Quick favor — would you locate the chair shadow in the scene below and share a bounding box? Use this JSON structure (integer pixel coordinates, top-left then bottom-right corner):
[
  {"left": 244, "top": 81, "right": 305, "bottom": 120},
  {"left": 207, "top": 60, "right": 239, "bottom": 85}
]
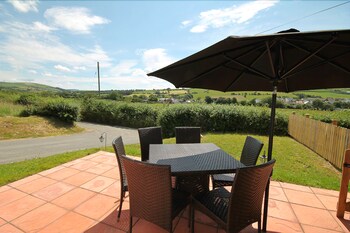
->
[
  {"left": 337, "top": 217, "right": 350, "bottom": 231},
  {"left": 84, "top": 205, "right": 135, "bottom": 233}
]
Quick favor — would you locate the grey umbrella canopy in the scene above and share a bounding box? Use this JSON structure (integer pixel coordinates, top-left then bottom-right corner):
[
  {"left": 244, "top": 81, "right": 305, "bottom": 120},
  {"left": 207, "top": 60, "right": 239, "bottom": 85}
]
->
[{"left": 148, "top": 29, "right": 350, "bottom": 231}]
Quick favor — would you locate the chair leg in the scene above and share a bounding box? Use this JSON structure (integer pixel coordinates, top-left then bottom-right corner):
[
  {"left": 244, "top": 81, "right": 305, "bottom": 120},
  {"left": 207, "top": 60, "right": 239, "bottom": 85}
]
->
[
  {"left": 118, "top": 190, "right": 124, "bottom": 218},
  {"left": 258, "top": 218, "right": 262, "bottom": 233},
  {"left": 129, "top": 215, "right": 133, "bottom": 233},
  {"left": 190, "top": 204, "right": 195, "bottom": 233}
]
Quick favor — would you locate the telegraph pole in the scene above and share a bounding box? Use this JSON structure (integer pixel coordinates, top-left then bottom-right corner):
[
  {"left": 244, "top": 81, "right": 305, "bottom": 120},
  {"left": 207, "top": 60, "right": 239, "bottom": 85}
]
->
[{"left": 97, "top": 61, "right": 100, "bottom": 96}]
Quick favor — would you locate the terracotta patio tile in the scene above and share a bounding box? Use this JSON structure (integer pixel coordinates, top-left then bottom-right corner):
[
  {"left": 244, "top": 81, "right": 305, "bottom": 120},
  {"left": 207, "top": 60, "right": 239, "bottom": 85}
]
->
[
  {"left": 32, "top": 182, "right": 74, "bottom": 201},
  {"left": 0, "top": 195, "right": 45, "bottom": 221},
  {"left": 264, "top": 217, "right": 303, "bottom": 233},
  {"left": 12, "top": 203, "right": 67, "bottom": 232},
  {"left": 0, "top": 217, "right": 6, "bottom": 226},
  {"left": 100, "top": 181, "right": 119, "bottom": 197},
  {"left": 302, "top": 224, "right": 342, "bottom": 233},
  {"left": 193, "top": 209, "right": 217, "bottom": 226},
  {"left": 0, "top": 185, "right": 11, "bottom": 193},
  {"left": 15, "top": 176, "right": 56, "bottom": 194},
  {"left": 316, "top": 194, "right": 338, "bottom": 211},
  {"left": 46, "top": 167, "right": 80, "bottom": 180},
  {"left": 38, "top": 166, "right": 65, "bottom": 176},
  {"left": 0, "top": 189, "right": 27, "bottom": 207},
  {"left": 74, "top": 193, "right": 117, "bottom": 220},
  {"left": 330, "top": 211, "right": 350, "bottom": 232},
  {"left": 268, "top": 199, "right": 298, "bottom": 222},
  {"left": 82, "top": 153, "right": 101, "bottom": 160},
  {"left": 62, "top": 158, "right": 84, "bottom": 167},
  {"left": 291, "top": 203, "right": 343, "bottom": 231},
  {"left": 102, "top": 168, "right": 119, "bottom": 179},
  {"left": 311, "top": 187, "right": 340, "bottom": 197},
  {"left": 52, "top": 187, "right": 95, "bottom": 210},
  {"left": 131, "top": 218, "right": 171, "bottom": 233},
  {"left": 8, "top": 174, "right": 41, "bottom": 188},
  {"left": 101, "top": 201, "right": 135, "bottom": 232},
  {"left": 0, "top": 224, "right": 24, "bottom": 233},
  {"left": 81, "top": 176, "right": 115, "bottom": 192},
  {"left": 89, "top": 154, "right": 115, "bottom": 163},
  {"left": 70, "top": 160, "right": 99, "bottom": 171},
  {"left": 63, "top": 171, "right": 97, "bottom": 186},
  {"left": 85, "top": 163, "right": 116, "bottom": 175},
  {"left": 173, "top": 217, "right": 192, "bottom": 233},
  {"left": 191, "top": 221, "right": 218, "bottom": 233},
  {"left": 270, "top": 180, "right": 281, "bottom": 187},
  {"left": 269, "top": 186, "right": 288, "bottom": 202},
  {"left": 84, "top": 222, "right": 125, "bottom": 233},
  {"left": 280, "top": 182, "right": 313, "bottom": 193},
  {"left": 284, "top": 188, "right": 324, "bottom": 208},
  {"left": 37, "top": 212, "right": 96, "bottom": 233}
]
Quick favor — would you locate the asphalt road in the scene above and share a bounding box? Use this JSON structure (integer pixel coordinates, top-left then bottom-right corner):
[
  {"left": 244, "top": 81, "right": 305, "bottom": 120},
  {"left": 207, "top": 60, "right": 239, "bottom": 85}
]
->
[{"left": 0, "top": 122, "right": 139, "bottom": 164}]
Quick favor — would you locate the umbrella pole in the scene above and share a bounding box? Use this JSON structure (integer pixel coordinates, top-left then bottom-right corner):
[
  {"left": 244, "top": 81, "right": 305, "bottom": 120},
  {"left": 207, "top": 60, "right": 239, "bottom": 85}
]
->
[{"left": 263, "top": 86, "right": 277, "bottom": 232}]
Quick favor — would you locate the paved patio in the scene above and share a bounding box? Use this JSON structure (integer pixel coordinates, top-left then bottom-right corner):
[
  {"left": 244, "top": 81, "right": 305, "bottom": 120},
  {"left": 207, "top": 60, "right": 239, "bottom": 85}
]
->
[{"left": 0, "top": 151, "right": 349, "bottom": 233}]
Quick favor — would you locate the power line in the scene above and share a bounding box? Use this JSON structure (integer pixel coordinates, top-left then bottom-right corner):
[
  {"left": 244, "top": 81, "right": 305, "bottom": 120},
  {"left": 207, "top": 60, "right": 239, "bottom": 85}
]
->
[{"left": 256, "top": 1, "right": 350, "bottom": 35}]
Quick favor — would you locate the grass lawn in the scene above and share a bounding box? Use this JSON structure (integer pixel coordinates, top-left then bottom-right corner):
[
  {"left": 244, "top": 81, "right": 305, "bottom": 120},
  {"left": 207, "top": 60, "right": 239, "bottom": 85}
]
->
[{"left": 0, "top": 133, "right": 342, "bottom": 191}]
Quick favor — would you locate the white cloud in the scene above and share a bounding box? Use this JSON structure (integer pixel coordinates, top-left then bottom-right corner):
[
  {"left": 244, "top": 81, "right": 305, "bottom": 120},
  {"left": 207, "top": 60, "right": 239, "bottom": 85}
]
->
[
  {"left": 54, "top": 64, "right": 71, "bottom": 72},
  {"left": 73, "top": 66, "right": 86, "bottom": 71},
  {"left": 8, "top": 0, "right": 38, "bottom": 13},
  {"left": 0, "top": 21, "right": 112, "bottom": 72},
  {"left": 28, "top": 69, "right": 37, "bottom": 74},
  {"left": 44, "top": 7, "right": 110, "bottom": 34},
  {"left": 141, "top": 48, "right": 175, "bottom": 73},
  {"left": 187, "top": 1, "right": 278, "bottom": 33},
  {"left": 33, "top": 22, "right": 55, "bottom": 32}
]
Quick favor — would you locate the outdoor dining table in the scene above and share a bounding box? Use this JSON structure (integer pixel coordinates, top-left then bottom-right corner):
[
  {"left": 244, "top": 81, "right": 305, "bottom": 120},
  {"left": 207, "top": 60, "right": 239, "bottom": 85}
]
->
[{"left": 149, "top": 143, "right": 244, "bottom": 176}]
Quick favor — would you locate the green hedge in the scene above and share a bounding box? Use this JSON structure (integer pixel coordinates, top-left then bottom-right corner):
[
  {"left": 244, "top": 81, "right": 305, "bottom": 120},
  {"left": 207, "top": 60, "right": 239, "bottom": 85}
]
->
[
  {"left": 158, "top": 104, "right": 288, "bottom": 137},
  {"left": 20, "top": 101, "right": 79, "bottom": 123},
  {"left": 80, "top": 99, "right": 158, "bottom": 128},
  {"left": 80, "top": 100, "right": 289, "bottom": 138}
]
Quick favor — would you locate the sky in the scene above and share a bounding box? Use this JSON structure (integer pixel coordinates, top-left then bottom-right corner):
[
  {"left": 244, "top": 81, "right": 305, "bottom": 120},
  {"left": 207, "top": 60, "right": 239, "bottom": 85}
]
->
[{"left": 0, "top": 0, "right": 350, "bottom": 91}]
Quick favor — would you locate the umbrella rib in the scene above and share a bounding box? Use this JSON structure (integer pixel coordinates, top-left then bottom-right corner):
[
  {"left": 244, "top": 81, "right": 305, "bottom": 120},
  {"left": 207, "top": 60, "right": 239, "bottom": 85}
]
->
[
  {"left": 281, "top": 36, "right": 337, "bottom": 78},
  {"left": 224, "top": 53, "right": 273, "bottom": 80},
  {"left": 282, "top": 40, "right": 350, "bottom": 75}
]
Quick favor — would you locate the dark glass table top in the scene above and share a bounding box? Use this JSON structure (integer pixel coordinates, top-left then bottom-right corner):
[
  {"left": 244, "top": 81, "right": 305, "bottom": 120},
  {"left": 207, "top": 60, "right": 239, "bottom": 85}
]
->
[{"left": 149, "top": 143, "right": 244, "bottom": 176}]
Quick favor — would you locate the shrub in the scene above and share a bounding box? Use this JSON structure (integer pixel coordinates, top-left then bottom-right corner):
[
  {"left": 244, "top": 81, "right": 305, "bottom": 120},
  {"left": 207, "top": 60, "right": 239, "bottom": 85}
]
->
[
  {"left": 16, "top": 94, "right": 37, "bottom": 105},
  {"left": 36, "top": 101, "right": 79, "bottom": 123}
]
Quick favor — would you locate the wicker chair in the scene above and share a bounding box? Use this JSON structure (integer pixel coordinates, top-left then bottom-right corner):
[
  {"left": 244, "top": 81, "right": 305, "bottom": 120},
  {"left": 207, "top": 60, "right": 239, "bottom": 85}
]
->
[
  {"left": 191, "top": 159, "right": 276, "bottom": 233},
  {"left": 120, "top": 155, "right": 190, "bottom": 233},
  {"left": 175, "top": 127, "right": 201, "bottom": 144},
  {"left": 112, "top": 136, "right": 128, "bottom": 219},
  {"left": 211, "top": 136, "right": 264, "bottom": 189},
  {"left": 138, "top": 126, "right": 163, "bottom": 161}
]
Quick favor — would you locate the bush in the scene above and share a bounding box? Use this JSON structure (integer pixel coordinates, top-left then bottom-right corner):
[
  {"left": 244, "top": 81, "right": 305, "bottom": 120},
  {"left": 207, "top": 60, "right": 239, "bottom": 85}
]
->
[
  {"left": 35, "top": 101, "right": 79, "bottom": 123},
  {"left": 16, "top": 94, "right": 37, "bottom": 105},
  {"left": 80, "top": 99, "right": 159, "bottom": 128}
]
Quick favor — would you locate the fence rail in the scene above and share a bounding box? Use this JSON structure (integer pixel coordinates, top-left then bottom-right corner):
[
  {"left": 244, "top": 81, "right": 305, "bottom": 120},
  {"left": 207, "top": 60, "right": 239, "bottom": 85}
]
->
[{"left": 288, "top": 114, "right": 350, "bottom": 170}]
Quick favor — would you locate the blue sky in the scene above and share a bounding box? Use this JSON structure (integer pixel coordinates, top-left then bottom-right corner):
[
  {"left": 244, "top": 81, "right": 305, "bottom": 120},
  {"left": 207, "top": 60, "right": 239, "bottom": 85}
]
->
[{"left": 1, "top": 0, "right": 349, "bottom": 90}]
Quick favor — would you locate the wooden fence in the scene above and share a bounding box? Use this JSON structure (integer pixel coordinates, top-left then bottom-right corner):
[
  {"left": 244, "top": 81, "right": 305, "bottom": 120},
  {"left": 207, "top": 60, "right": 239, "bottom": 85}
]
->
[{"left": 288, "top": 113, "right": 350, "bottom": 170}]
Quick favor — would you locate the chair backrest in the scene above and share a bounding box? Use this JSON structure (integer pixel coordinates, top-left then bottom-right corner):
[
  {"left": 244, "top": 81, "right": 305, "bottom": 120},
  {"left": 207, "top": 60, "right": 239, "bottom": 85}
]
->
[
  {"left": 138, "top": 126, "right": 163, "bottom": 161},
  {"left": 227, "top": 159, "right": 275, "bottom": 233},
  {"left": 240, "top": 136, "right": 264, "bottom": 166},
  {"left": 120, "top": 155, "right": 173, "bottom": 232},
  {"left": 112, "top": 136, "right": 127, "bottom": 189},
  {"left": 175, "top": 126, "right": 201, "bottom": 144}
]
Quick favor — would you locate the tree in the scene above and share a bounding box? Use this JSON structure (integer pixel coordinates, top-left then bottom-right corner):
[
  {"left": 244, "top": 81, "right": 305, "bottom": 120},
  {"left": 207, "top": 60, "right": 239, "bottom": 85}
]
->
[{"left": 205, "top": 96, "right": 213, "bottom": 104}]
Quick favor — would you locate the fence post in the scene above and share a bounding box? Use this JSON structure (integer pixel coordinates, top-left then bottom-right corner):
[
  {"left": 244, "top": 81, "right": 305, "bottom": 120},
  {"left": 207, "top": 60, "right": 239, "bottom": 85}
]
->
[
  {"left": 337, "top": 149, "right": 350, "bottom": 218},
  {"left": 332, "top": 119, "right": 338, "bottom": 126}
]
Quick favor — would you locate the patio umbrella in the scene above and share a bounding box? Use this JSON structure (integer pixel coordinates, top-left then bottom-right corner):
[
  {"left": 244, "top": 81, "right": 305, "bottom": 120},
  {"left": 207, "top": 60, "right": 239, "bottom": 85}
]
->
[{"left": 147, "top": 28, "right": 350, "bottom": 231}]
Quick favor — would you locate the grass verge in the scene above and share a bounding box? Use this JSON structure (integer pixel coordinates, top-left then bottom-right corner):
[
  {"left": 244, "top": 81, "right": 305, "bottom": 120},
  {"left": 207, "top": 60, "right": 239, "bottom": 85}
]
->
[
  {"left": 0, "top": 148, "right": 100, "bottom": 186},
  {"left": 0, "top": 116, "right": 84, "bottom": 140}
]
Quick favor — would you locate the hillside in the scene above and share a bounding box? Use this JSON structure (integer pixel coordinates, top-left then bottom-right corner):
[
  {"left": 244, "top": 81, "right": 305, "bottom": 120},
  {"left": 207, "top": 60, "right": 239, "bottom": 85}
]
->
[{"left": 0, "top": 82, "right": 65, "bottom": 93}]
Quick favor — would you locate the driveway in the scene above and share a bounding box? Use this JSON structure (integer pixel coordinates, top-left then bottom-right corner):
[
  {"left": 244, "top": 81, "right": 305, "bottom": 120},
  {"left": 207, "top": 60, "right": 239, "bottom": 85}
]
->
[{"left": 0, "top": 122, "right": 139, "bottom": 164}]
